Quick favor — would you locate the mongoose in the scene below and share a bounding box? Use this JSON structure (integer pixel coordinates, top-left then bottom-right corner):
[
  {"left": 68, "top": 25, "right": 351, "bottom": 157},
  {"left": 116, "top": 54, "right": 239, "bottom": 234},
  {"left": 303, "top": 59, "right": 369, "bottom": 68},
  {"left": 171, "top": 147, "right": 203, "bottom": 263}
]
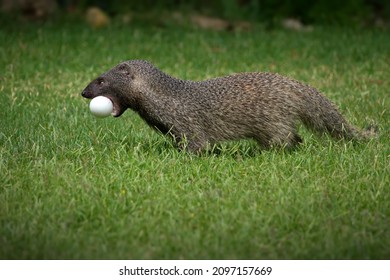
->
[{"left": 81, "top": 60, "right": 374, "bottom": 153}]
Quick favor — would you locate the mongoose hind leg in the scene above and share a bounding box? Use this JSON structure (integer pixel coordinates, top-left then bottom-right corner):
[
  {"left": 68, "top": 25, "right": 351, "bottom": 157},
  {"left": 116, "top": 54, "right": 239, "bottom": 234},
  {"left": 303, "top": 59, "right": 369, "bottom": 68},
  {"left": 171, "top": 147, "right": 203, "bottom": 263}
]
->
[
  {"left": 284, "top": 132, "right": 303, "bottom": 149},
  {"left": 254, "top": 130, "right": 302, "bottom": 150}
]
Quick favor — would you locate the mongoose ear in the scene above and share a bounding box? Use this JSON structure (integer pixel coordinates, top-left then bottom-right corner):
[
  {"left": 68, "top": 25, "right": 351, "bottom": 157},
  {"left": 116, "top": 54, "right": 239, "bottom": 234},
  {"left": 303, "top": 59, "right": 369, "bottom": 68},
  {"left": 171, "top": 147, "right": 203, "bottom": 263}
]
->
[
  {"left": 118, "top": 64, "right": 134, "bottom": 79},
  {"left": 125, "top": 71, "right": 135, "bottom": 80}
]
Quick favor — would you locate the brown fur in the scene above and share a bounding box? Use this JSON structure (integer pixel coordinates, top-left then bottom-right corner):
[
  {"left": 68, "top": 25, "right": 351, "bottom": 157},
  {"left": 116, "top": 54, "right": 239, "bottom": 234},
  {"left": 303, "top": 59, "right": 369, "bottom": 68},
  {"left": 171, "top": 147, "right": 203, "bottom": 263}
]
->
[{"left": 82, "top": 60, "right": 375, "bottom": 153}]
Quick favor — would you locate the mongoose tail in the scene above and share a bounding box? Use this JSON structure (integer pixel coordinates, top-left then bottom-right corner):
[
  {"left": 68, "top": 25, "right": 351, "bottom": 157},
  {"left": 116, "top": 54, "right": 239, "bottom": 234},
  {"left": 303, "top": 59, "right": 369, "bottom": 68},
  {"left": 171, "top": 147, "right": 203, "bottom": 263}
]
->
[{"left": 298, "top": 86, "right": 376, "bottom": 141}]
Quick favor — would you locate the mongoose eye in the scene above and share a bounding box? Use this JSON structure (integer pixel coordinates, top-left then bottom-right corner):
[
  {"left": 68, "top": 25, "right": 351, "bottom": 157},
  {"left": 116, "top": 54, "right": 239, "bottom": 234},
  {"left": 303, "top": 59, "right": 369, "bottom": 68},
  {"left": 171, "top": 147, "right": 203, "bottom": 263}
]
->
[{"left": 97, "top": 78, "right": 104, "bottom": 86}]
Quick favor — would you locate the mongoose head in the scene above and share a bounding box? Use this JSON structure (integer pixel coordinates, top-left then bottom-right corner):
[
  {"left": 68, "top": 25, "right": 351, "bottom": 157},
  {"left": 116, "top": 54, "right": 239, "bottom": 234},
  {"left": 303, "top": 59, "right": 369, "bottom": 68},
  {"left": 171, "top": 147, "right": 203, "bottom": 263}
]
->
[{"left": 81, "top": 60, "right": 156, "bottom": 117}]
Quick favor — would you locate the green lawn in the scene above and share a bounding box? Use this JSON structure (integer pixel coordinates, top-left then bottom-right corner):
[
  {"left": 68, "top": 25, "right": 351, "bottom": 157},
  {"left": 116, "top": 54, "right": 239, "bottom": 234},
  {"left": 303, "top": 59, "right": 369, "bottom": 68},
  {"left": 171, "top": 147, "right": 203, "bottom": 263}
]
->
[{"left": 0, "top": 19, "right": 389, "bottom": 259}]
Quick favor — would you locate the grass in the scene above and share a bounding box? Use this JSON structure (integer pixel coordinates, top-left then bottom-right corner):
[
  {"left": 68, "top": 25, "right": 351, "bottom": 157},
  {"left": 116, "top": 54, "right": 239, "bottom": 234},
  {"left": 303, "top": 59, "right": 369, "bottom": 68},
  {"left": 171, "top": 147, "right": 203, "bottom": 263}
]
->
[{"left": 0, "top": 18, "right": 389, "bottom": 259}]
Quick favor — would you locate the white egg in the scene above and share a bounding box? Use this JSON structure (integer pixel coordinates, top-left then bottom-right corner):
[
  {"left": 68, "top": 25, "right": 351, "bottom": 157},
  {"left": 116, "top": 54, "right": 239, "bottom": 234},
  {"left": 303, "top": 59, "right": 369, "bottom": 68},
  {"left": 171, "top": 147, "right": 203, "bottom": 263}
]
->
[{"left": 89, "top": 96, "right": 113, "bottom": 118}]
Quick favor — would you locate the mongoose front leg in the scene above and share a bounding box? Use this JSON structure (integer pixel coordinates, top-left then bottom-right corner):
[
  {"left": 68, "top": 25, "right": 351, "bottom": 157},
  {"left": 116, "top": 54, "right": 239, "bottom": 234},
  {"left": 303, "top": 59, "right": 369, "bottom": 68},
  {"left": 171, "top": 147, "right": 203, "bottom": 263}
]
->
[
  {"left": 173, "top": 134, "right": 206, "bottom": 154},
  {"left": 186, "top": 140, "right": 209, "bottom": 154}
]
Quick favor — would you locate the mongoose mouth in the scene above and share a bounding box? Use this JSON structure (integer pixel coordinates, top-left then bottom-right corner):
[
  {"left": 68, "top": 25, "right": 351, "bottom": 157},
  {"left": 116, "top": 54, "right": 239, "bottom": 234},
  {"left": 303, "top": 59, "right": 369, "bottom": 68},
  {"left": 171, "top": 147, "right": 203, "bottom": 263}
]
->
[
  {"left": 81, "top": 89, "right": 125, "bottom": 117},
  {"left": 108, "top": 96, "right": 126, "bottom": 117}
]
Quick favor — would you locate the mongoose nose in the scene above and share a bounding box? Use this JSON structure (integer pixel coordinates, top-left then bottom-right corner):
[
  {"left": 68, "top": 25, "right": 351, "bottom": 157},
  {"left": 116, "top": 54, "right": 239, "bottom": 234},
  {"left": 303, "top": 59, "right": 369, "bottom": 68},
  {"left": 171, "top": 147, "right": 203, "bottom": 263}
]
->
[{"left": 81, "top": 90, "right": 88, "bottom": 98}]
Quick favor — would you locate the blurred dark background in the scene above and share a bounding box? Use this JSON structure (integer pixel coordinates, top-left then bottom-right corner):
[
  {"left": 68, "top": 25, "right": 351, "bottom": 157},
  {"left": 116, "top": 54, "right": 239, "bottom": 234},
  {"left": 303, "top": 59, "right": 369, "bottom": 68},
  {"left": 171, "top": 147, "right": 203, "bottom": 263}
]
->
[{"left": 1, "top": 0, "right": 389, "bottom": 27}]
